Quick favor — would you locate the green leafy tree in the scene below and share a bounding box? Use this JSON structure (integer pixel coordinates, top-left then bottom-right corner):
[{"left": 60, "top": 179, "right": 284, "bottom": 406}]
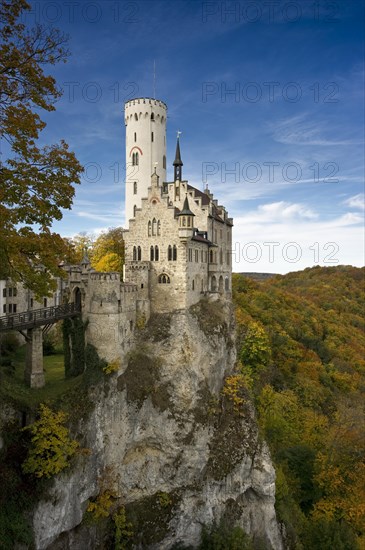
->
[
  {"left": 22, "top": 404, "right": 79, "bottom": 478},
  {"left": 0, "top": 0, "right": 83, "bottom": 297},
  {"left": 240, "top": 321, "right": 271, "bottom": 372}
]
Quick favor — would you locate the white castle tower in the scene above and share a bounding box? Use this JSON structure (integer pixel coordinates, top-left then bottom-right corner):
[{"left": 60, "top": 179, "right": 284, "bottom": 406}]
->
[{"left": 124, "top": 98, "right": 167, "bottom": 223}]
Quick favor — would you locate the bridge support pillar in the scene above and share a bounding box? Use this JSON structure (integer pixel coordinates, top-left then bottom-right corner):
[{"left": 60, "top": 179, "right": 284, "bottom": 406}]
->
[{"left": 24, "top": 328, "right": 45, "bottom": 388}]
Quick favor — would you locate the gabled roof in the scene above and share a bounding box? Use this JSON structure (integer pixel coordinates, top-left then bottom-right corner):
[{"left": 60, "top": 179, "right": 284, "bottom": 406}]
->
[{"left": 187, "top": 184, "right": 210, "bottom": 206}]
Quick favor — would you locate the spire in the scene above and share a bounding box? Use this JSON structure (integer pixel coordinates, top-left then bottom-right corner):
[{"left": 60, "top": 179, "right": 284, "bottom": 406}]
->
[
  {"left": 173, "top": 131, "right": 183, "bottom": 181},
  {"left": 81, "top": 247, "right": 91, "bottom": 270},
  {"left": 178, "top": 194, "right": 194, "bottom": 217}
]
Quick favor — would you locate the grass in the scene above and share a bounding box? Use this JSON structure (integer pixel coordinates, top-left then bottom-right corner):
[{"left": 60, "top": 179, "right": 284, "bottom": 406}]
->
[{"left": 0, "top": 345, "right": 83, "bottom": 410}]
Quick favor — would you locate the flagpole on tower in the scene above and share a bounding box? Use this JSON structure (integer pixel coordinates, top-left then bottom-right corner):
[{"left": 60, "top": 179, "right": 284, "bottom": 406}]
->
[{"left": 153, "top": 59, "right": 156, "bottom": 99}]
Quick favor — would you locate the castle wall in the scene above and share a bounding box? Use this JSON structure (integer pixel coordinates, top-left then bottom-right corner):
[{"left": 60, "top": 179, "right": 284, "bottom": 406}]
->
[
  {"left": 165, "top": 181, "right": 232, "bottom": 295},
  {"left": 78, "top": 272, "right": 139, "bottom": 363}
]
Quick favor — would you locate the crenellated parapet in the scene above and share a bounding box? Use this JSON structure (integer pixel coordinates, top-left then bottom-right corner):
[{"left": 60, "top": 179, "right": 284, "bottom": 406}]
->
[
  {"left": 124, "top": 97, "right": 167, "bottom": 125},
  {"left": 89, "top": 272, "right": 120, "bottom": 282}
]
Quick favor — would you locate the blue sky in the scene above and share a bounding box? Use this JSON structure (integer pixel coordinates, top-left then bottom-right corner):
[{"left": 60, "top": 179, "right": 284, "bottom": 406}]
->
[{"left": 24, "top": 0, "right": 364, "bottom": 272}]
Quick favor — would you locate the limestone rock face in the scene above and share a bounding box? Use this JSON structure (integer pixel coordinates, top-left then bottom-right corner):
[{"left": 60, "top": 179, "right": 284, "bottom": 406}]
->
[{"left": 32, "top": 300, "right": 283, "bottom": 549}]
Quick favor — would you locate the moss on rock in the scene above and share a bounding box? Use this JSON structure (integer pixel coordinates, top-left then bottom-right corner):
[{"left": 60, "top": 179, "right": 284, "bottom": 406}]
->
[
  {"left": 125, "top": 490, "right": 180, "bottom": 546},
  {"left": 190, "top": 298, "right": 229, "bottom": 340},
  {"left": 117, "top": 349, "right": 173, "bottom": 412},
  {"left": 206, "top": 394, "right": 255, "bottom": 480}
]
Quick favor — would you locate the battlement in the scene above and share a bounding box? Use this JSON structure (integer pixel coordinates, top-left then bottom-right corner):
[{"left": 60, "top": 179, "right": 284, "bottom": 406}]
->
[
  {"left": 120, "top": 283, "right": 138, "bottom": 292},
  {"left": 127, "top": 261, "right": 150, "bottom": 271},
  {"left": 89, "top": 272, "right": 121, "bottom": 282},
  {"left": 125, "top": 97, "right": 167, "bottom": 110}
]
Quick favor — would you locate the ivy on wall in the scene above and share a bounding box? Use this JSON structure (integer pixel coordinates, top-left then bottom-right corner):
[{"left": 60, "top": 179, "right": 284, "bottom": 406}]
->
[{"left": 62, "top": 317, "right": 87, "bottom": 378}]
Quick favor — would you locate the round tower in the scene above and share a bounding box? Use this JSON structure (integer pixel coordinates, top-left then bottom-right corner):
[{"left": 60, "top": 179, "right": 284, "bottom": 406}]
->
[{"left": 125, "top": 98, "right": 167, "bottom": 224}]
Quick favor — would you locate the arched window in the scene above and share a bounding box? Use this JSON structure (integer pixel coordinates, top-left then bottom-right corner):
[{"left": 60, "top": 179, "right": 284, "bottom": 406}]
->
[
  {"left": 192, "top": 280, "right": 195, "bottom": 290},
  {"left": 209, "top": 250, "right": 213, "bottom": 263},
  {"left": 137, "top": 246, "right": 142, "bottom": 261},
  {"left": 133, "top": 205, "right": 137, "bottom": 217},
  {"left": 134, "top": 113, "right": 138, "bottom": 121},
  {"left": 134, "top": 132, "right": 137, "bottom": 142},
  {"left": 219, "top": 276, "right": 224, "bottom": 293},
  {"left": 211, "top": 276, "right": 217, "bottom": 292},
  {"left": 132, "top": 152, "right": 136, "bottom": 166},
  {"left": 225, "top": 277, "right": 229, "bottom": 291},
  {"left": 150, "top": 246, "right": 154, "bottom": 261},
  {"left": 157, "top": 220, "right": 161, "bottom": 235},
  {"left": 168, "top": 245, "right": 172, "bottom": 261},
  {"left": 158, "top": 274, "right": 170, "bottom": 284},
  {"left": 148, "top": 221, "right": 152, "bottom": 236},
  {"left": 151, "top": 112, "right": 154, "bottom": 120},
  {"left": 135, "top": 152, "right": 139, "bottom": 166},
  {"left": 163, "top": 155, "right": 166, "bottom": 169},
  {"left": 151, "top": 132, "right": 154, "bottom": 142},
  {"left": 152, "top": 218, "right": 157, "bottom": 236},
  {"left": 133, "top": 181, "right": 137, "bottom": 194},
  {"left": 155, "top": 245, "right": 159, "bottom": 261},
  {"left": 220, "top": 250, "right": 223, "bottom": 264},
  {"left": 133, "top": 246, "right": 137, "bottom": 261},
  {"left": 173, "top": 245, "right": 177, "bottom": 261}
]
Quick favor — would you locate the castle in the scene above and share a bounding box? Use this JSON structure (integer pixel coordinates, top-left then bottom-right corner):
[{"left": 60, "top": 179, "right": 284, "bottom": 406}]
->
[
  {"left": 64, "top": 97, "right": 233, "bottom": 362},
  {"left": 0, "top": 97, "right": 233, "bottom": 382}
]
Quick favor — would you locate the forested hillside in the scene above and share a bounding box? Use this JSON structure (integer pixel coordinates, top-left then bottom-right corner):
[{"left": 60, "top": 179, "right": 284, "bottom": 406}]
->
[{"left": 232, "top": 266, "right": 365, "bottom": 550}]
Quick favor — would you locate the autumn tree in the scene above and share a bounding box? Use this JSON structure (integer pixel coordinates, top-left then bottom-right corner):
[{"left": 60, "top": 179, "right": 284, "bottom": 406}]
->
[
  {"left": 22, "top": 404, "right": 79, "bottom": 478},
  {"left": 0, "top": 0, "right": 83, "bottom": 297},
  {"left": 92, "top": 227, "right": 125, "bottom": 272}
]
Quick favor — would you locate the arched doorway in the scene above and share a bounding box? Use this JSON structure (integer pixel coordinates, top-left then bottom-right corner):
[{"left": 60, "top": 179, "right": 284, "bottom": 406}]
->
[{"left": 74, "top": 287, "right": 82, "bottom": 311}]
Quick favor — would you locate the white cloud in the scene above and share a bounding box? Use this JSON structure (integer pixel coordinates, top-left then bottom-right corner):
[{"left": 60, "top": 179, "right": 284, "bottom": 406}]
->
[
  {"left": 232, "top": 202, "right": 364, "bottom": 273},
  {"left": 271, "top": 113, "right": 361, "bottom": 146},
  {"left": 343, "top": 193, "right": 365, "bottom": 210}
]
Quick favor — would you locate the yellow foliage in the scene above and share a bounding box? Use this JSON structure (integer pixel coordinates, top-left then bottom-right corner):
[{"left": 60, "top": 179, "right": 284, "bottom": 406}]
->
[
  {"left": 87, "top": 467, "right": 119, "bottom": 520},
  {"left": 94, "top": 252, "right": 122, "bottom": 273},
  {"left": 22, "top": 404, "right": 79, "bottom": 479},
  {"left": 135, "top": 314, "right": 146, "bottom": 330},
  {"left": 103, "top": 358, "right": 121, "bottom": 375},
  {"left": 222, "top": 374, "right": 247, "bottom": 412},
  {"left": 87, "top": 489, "right": 116, "bottom": 519},
  {"left": 113, "top": 506, "right": 134, "bottom": 549},
  {"left": 157, "top": 491, "right": 172, "bottom": 508}
]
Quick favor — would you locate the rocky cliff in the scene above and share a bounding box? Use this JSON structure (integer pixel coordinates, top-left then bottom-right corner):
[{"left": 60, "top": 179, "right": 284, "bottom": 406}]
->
[{"left": 32, "top": 298, "right": 283, "bottom": 549}]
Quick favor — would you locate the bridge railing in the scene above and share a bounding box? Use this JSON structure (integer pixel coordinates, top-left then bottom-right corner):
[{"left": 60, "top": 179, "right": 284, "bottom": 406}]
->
[{"left": 0, "top": 302, "right": 80, "bottom": 332}]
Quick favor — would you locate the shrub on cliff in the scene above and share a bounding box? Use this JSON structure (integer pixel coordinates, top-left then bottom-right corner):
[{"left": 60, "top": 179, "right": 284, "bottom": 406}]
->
[{"left": 22, "top": 404, "right": 79, "bottom": 478}]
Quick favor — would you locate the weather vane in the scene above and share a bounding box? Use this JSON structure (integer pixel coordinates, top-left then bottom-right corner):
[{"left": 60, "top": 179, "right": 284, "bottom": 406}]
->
[{"left": 177, "top": 130, "right": 182, "bottom": 138}]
